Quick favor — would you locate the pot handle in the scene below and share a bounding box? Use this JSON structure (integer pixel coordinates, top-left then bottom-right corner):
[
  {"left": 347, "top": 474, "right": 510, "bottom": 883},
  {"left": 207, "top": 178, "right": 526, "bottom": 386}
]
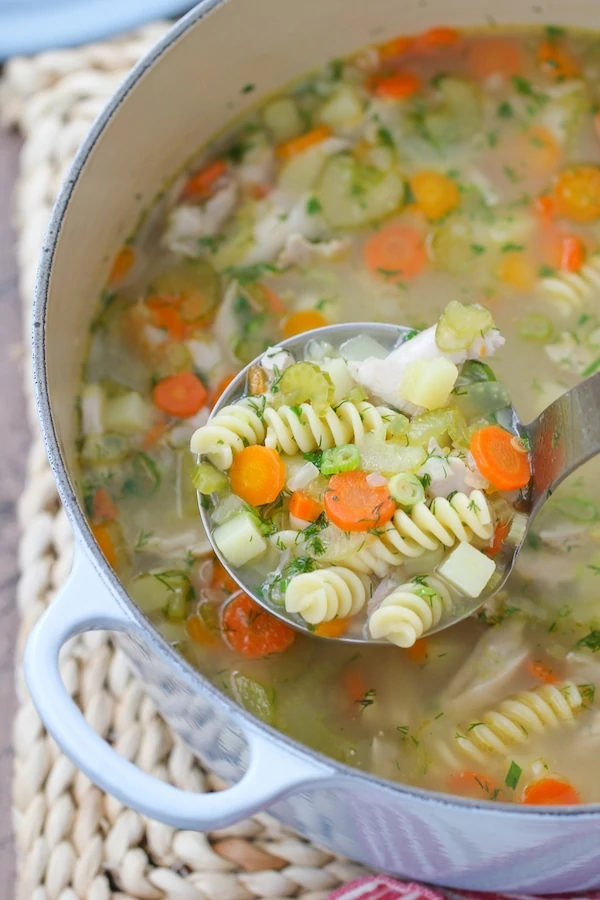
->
[{"left": 24, "top": 543, "right": 332, "bottom": 829}]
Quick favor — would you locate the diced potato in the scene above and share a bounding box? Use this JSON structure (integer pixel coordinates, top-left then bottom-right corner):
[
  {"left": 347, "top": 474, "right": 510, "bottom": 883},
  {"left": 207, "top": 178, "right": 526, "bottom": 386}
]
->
[
  {"left": 105, "top": 392, "right": 152, "bottom": 434},
  {"left": 213, "top": 511, "right": 268, "bottom": 567},
  {"left": 263, "top": 98, "right": 304, "bottom": 143},
  {"left": 357, "top": 433, "right": 426, "bottom": 476},
  {"left": 400, "top": 358, "right": 459, "bottom": 410},
  {"left": 319, "top": 357, "right": 356, "bottom": 405},
  {"left": 438, "top": 542, "right": 496, "bottom": 598},
  {"left": 317, "top": 84, "right": 364, "bottom": 131},
  {"left": 316, "top": 154, "right": 404, "bottom": 229}
]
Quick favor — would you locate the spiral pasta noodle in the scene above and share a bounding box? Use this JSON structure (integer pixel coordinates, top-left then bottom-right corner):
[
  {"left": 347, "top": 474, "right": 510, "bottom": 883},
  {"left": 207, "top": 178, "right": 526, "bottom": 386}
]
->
[
  {"left": 190, "top": 398, "right": 266, "bottom": 469},
  {"left": 537, "top": 254, "right": 600, "bottom": 315},
  {"left": 263, "top": 399, "right": 394, "bottom": 455},
  {"left": 368, "top": 576, "right": 453, "bottom": 647},
  {"left": 450, "top": 681, "right": 584, "bottom": 763},
  {"left": 284, "top": 566, "right": 368, "bottom": 625}
]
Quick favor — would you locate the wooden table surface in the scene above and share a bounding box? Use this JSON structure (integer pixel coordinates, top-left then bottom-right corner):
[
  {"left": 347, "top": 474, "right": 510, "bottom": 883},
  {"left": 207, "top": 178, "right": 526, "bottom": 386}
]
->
[{"left": 0, "top": 122, "right": 28, "bottom": 896}]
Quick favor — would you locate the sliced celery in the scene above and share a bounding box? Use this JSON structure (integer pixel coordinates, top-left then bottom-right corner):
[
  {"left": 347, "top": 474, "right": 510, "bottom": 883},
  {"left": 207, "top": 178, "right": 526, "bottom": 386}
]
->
[
  {"left": 316, "top": 153, "right": 404, "bottom": 229},
  {"left": 519, "top": 313, "right": 552, "bottom": 341},
  {"left": 554, "top": 497, "right": 598, "bottom": 522},
  {"left": 122, "top": 452, "right": 161, "bottom": 498},
  {"left": 453, "top": 381, "right": 512, "bottom": 423},
  {"left": 275, "top": 362, "right": 334, "bottom": 415},
  {"left": 435, "top": 301, "right": 494, "bottom": 353},
  {"left": 231, "top": 672, "right": 277, "bottom": 725},
  {"left": 408, "top": 408, "right": 467, "bottom": 448},
  {"left": 130, "top": 570, "right": 194, "bottom": 621},
  {"left": 81, "top": 432, "right": 130, "bottom": 466},
  {"left": 321, "top": 444, "right": 361, "bottom": 475},
  {"left": 152, "top": 258, "right": 220, "bottom": 322},
  {"left": 193, "top": 460, "right": 230, "bottom": 495}
]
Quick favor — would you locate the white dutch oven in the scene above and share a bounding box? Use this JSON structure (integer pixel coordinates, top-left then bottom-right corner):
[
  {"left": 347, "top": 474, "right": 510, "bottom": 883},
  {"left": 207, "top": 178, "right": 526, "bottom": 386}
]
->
[{"left": 26, "top": 0, "right": 600, "bottom": 891}]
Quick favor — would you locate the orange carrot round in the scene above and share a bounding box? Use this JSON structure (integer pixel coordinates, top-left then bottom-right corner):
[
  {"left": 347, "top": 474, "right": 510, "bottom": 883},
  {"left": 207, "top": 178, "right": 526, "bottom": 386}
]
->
[
  {"left": 92, "top": 487, "right": 118, "bottom": 523},
  {"left": 222, "top": 592, "right": 295, "bottom": 658},
  {"left": 527, "top": 660, "right": 559, "bottom": 684},
  {"left": 559, "top": 234, "right": 585, "bottom": 272},
  {"left": 377, "top": 34, "right": 413, "bottom": 60},
  {"left": 496, "top": 252, "right": 536, "bottom": 292},
  {"left": 552, "top": 165, "right": 600, "bottom": 222},
  {"left": 289, "top": 491, "right": 324, "bottom": 523},
  {"left": 182, "top": 159, "right": 227, "bottom": 200},
  {"left": 537, "top": 40, "right": 580, "bottom": 79},
  {"left": 146, "top": 297, "right": 186, "bottom": 341},
  {"left": 152, "top": 371, "right": 208, "bottom": 418},
  {"left": 534, "top": 194, "right": 555, "bottom": 220},
  {"left": 277, "top": 125, "right": 331, "bottom": 160},
  {"left": 91, "top": 523, "right": 118, "bottom": 569},
  {"left": 364, "top": 223, "right": 427, "bottom": 280},
  {"left": 324, "top": 471, "right": 396, "bottom": 532},
  {"left": 315, "top": 618, "right": 350, "bottom": 638},
  {"left": 229, "top": 445, "right": 285, "bottom": 506},
  {"left": 447, "top": 770, "right": 500, "bottom": 799},
  {"left": 517, "top": 125, "right": 561, "bottom": 174},
  {"left": 410, "top": 170, "right": 460, "bottom": 221},
  {"left": 370, "top": 71, "right": 421, "bottom": 99},
  {"left": 282, "top": 309, "right": 328, "bottom": 338},
  {"left": 108, "top": 245, "right": 135, "bottom": 286},
  {"left": 470, "top": 425, "right": 531, "bottom": 491},
  {"left": 521, "top": 777, "right": 580, "bottom": 805},
  {"left": 186, "top": 614, "right": 216, "bottom": 646},
  {"left": 467, "top": 37, "right": 523, "bottom": 80},
  {"left": 413, "top": 27, "right": 461, "bottom": 52}
]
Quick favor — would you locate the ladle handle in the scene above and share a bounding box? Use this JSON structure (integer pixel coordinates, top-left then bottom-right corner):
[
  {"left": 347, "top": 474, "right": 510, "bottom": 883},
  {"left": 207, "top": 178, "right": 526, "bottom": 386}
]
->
[{"left": 528, "top": 370, "right": 600, "bottom": 515}]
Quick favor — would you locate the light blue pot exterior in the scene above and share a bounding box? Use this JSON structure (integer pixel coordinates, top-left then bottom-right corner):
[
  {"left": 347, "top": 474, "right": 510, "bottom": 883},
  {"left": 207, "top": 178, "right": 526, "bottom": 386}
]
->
[{"left": 26, "top": 0, "right": 600, "bottom": 891}]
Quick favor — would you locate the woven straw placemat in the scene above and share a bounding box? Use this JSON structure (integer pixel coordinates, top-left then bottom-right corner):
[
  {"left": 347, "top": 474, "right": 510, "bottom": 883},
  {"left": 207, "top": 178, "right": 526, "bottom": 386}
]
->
[{"left": 0, "top": 23, "right": 369, "bottom": 900}]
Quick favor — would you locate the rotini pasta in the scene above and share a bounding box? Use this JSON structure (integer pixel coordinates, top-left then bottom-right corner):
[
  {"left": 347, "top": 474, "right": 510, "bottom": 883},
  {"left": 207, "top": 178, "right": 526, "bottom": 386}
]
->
[
  {"left": 284, "top": 566, "right": 369, "bottom": 625},
  {"left": 263, "top": 400, "right": 394, "bottom": 455},
  {"left": 190, "top": 398, "right": 266, "bottom": 469},
  {"left": 450, "top": 682, "right": 584, "bottom": 763},
  {"left": 190, "top": 397, "right": 395, "bottom": 468},
  {"left": 537, "top": 254, "right": 600, "bottom": 315},
  {"left": 368, "top": 576, "right": 453, "bottom": 647}
]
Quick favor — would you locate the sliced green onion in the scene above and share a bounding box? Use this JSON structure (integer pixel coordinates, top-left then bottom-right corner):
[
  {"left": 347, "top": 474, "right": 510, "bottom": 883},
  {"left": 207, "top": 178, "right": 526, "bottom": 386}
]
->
[
  {"left": 555, "top": 497, "right": 598, "bottom": 522},
  {"left": 321, "top": 444, "right": 361, "bottom": 475},
  {"left": 193, "top": 460, "right": 230, "bottom": 495},
  {"left": 122, "top": 452, "right": 161, "bottom": 497},
  {"left": 519, "top": 313, "right": 552, "bottom": 341},
  {"left": 388, "top": 473, "right": 425, "bottom": 508}
]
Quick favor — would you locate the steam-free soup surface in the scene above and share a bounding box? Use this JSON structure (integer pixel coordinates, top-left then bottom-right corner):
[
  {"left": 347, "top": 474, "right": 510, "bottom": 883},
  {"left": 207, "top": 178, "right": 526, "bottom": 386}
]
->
[{"left": 79, "top": 25, "right": 600, "bottom": 805}]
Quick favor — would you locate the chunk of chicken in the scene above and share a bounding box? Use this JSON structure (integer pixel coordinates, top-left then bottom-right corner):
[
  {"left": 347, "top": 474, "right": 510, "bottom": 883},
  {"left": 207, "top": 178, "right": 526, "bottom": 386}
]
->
[
  {"left": 163, "top": 181, "right": 238, "bottom": 256},
  {"left": 278, "top": 233, "right": 351, "bottom": 268},
  {"left": 242, "top": 191, "right": 327, "bottom": 264},
  {"left": 348, "top": 324, "right": 505, "bottom": 413}
]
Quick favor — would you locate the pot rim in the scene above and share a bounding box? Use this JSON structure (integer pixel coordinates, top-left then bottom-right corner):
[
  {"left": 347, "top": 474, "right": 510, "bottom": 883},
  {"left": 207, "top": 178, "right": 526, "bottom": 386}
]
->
[{"left": 31, "top": 0, "right": 600, "bottom": 819}]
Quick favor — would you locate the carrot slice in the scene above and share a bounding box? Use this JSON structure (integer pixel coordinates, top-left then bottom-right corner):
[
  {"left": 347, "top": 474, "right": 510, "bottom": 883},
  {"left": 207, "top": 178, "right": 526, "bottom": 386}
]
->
[
  {"left": 146, "top": 297, "right": 186, "bottom": 342},
  {"left": 447, "top": 771, "right": 500, "bottom": 799},
  {"left": 517, "top": 125, "right": 561, "bottom": 174},
  {"left": 370, "top": 71, "right": 421, "bottom": 99},
  {"left": 377, "top": 34, "right": 413, "bottom": 60},
  {"left": 496, "top": 252, "right": 537, "bottom": 292},
  {"left": 406, "top": 638, "right": 428, "bottom": 664},
  {"left": 486, "top": 521, "right": 510, "bottom": 558},
  {"left": 409, "top": 171, "right": 460, "bottom": 221},
  {"left": 186, "top": 614, "right": 216, "bottom": 646},
  {"left": 324, "top": 471, "right": 396, "bottom": 532},
  {"left": 282, "top": 309, "right": 328, "bottom": 338},
  {"left": 229, "top": 445, "right": 285, "bottom": 506},
  {"left": 364, "top": 223, "right": 427, "bottom": 280},
  {"left": 211, "top": 373, "right": 236, "bottom": 407},
  {"left": 182, "top": 159, "right": 227, "bottom": 200},
  {"left": 559, "top": 234, "right": 585, "bottom": 272},
  {"left": 537, "top": 40, "right": 580, "bottom": 79},
  {"left": 211, "top": 558, "right": 238, "bottom": 595},
  {"left": 289, "top": 491, "right": 324, "bottom": 523},
  {"left": 467, "top": 37, "right": 523, "bottom": 80},
  {"left": 91, "top": 523, "right": 118, "bottom": 569},
  {"left": 108, "top": 245, "right": 135, "bottom": 286},
  {"left": 521, "top": 777, "right": 580, "bottom": 805},
  {"left": 552, "top": 165, "right": 600, "bottom": 222},
  {"left": 470, "top": 425, "right": 531, "bottom": 491},
  {"left": 277, "top": 125, "right": 331, "bottom": 160},
  {"left": 534, "top": 194, "right": 555, "bottom": 219},
  {"left": 222, "top": 592, "right": 295, "bottom": 658},
  {"left": 342, "top": 667, "right": 367, "bottom": 703},
  {"left": 91, "top": 488, "right": 118, "bottom": 523},
  {"left": 142, "top": 420, "right": 170, "bottom": 449},
  {"left": 152, "top": 371, "right": 208, "bottom": 418},
  {"left": 528, "top": 660, "right": 559, "bottom": 684},
  {"left": 315, "top": 618, "right": 350, "bottom": 638},
  {"left": 413, "top": 27, "right": 461, "bottom": 51}
]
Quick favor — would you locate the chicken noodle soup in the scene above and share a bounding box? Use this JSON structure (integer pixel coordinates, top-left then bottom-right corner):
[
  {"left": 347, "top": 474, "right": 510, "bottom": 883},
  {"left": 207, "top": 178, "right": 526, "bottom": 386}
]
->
[
  {"left": 193, "top": 304, "right": 530, "bottom": 645},
  {"left": 80, "top": 24, "right": 600, "bottom": 804}
]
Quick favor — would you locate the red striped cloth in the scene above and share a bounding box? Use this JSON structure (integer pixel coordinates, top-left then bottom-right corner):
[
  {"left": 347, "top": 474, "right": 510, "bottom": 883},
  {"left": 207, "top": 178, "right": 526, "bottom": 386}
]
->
[{"left": 328, "top": 876, "right": 600, "bottom": 900}]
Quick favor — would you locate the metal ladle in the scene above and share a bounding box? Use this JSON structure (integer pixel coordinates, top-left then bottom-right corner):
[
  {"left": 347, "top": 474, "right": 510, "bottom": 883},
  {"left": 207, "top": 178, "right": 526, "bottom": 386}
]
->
[{"left": 199, "top": 322, "right": 600, "bottom": 645}]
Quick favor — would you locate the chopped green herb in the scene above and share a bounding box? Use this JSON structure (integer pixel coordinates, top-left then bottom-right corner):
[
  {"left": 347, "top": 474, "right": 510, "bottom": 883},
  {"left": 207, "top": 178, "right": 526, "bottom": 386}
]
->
[
  {"left": 546, "top": 24, "right": 566, "bottom": 39},
  {"left": 497, "top": 101, "right": 514, "bottom": 119},
  {"left": 503, "top": 165, "right": 521, "bottom": 184},
  {"left": 502, "top": 242, "right": 525, "bottom": 253},
  {"left": 538, "top": 264, "right": 557, "bottom": 278},
  {"left": 303, "top": 449, "right": 323, "bottom": 470},
  {"left": 306, "top": 195, "right": 322, "bottom": 215},
  {"left": 377, "top": 126, "right": 395, "bottom": 148},
  {"left": 471, "top": 243, "right": 486, "bottom": 255},
  {"left": 578, "top": 682, "right": 596, "bottom": 707},
  {"left": 225, "top": 262, "right": 279, "bottom": 283},
  {"left": 357, "top": 688, "right": 376, "bottom": 710},
  {"left": 576, "top": 630, "right": 600, "bottom": 652},
  {"left": 241, "top": 83, "right": 255, "bottom": 94},
  {"left": 505, "top": 760, "right": 522, "bottom": 790}
]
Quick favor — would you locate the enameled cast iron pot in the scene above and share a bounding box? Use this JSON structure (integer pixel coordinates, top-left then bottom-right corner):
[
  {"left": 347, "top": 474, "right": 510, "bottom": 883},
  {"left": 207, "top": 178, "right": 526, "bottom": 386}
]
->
[{"left": 25, "top": 1, "right": 600, "bottom": 891}]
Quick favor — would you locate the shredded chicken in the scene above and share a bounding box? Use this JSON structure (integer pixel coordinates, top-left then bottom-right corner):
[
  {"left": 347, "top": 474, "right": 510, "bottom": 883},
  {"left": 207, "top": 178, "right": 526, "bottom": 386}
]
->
[
  {"left": 278, "top": 233, "right": 351, "bottom": 268},
  {"left": 162, "top": 181, "right": 238, "bottom": 256},
  {"left": 242, "top": 192, "right": 327, "bottom": 264}
]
